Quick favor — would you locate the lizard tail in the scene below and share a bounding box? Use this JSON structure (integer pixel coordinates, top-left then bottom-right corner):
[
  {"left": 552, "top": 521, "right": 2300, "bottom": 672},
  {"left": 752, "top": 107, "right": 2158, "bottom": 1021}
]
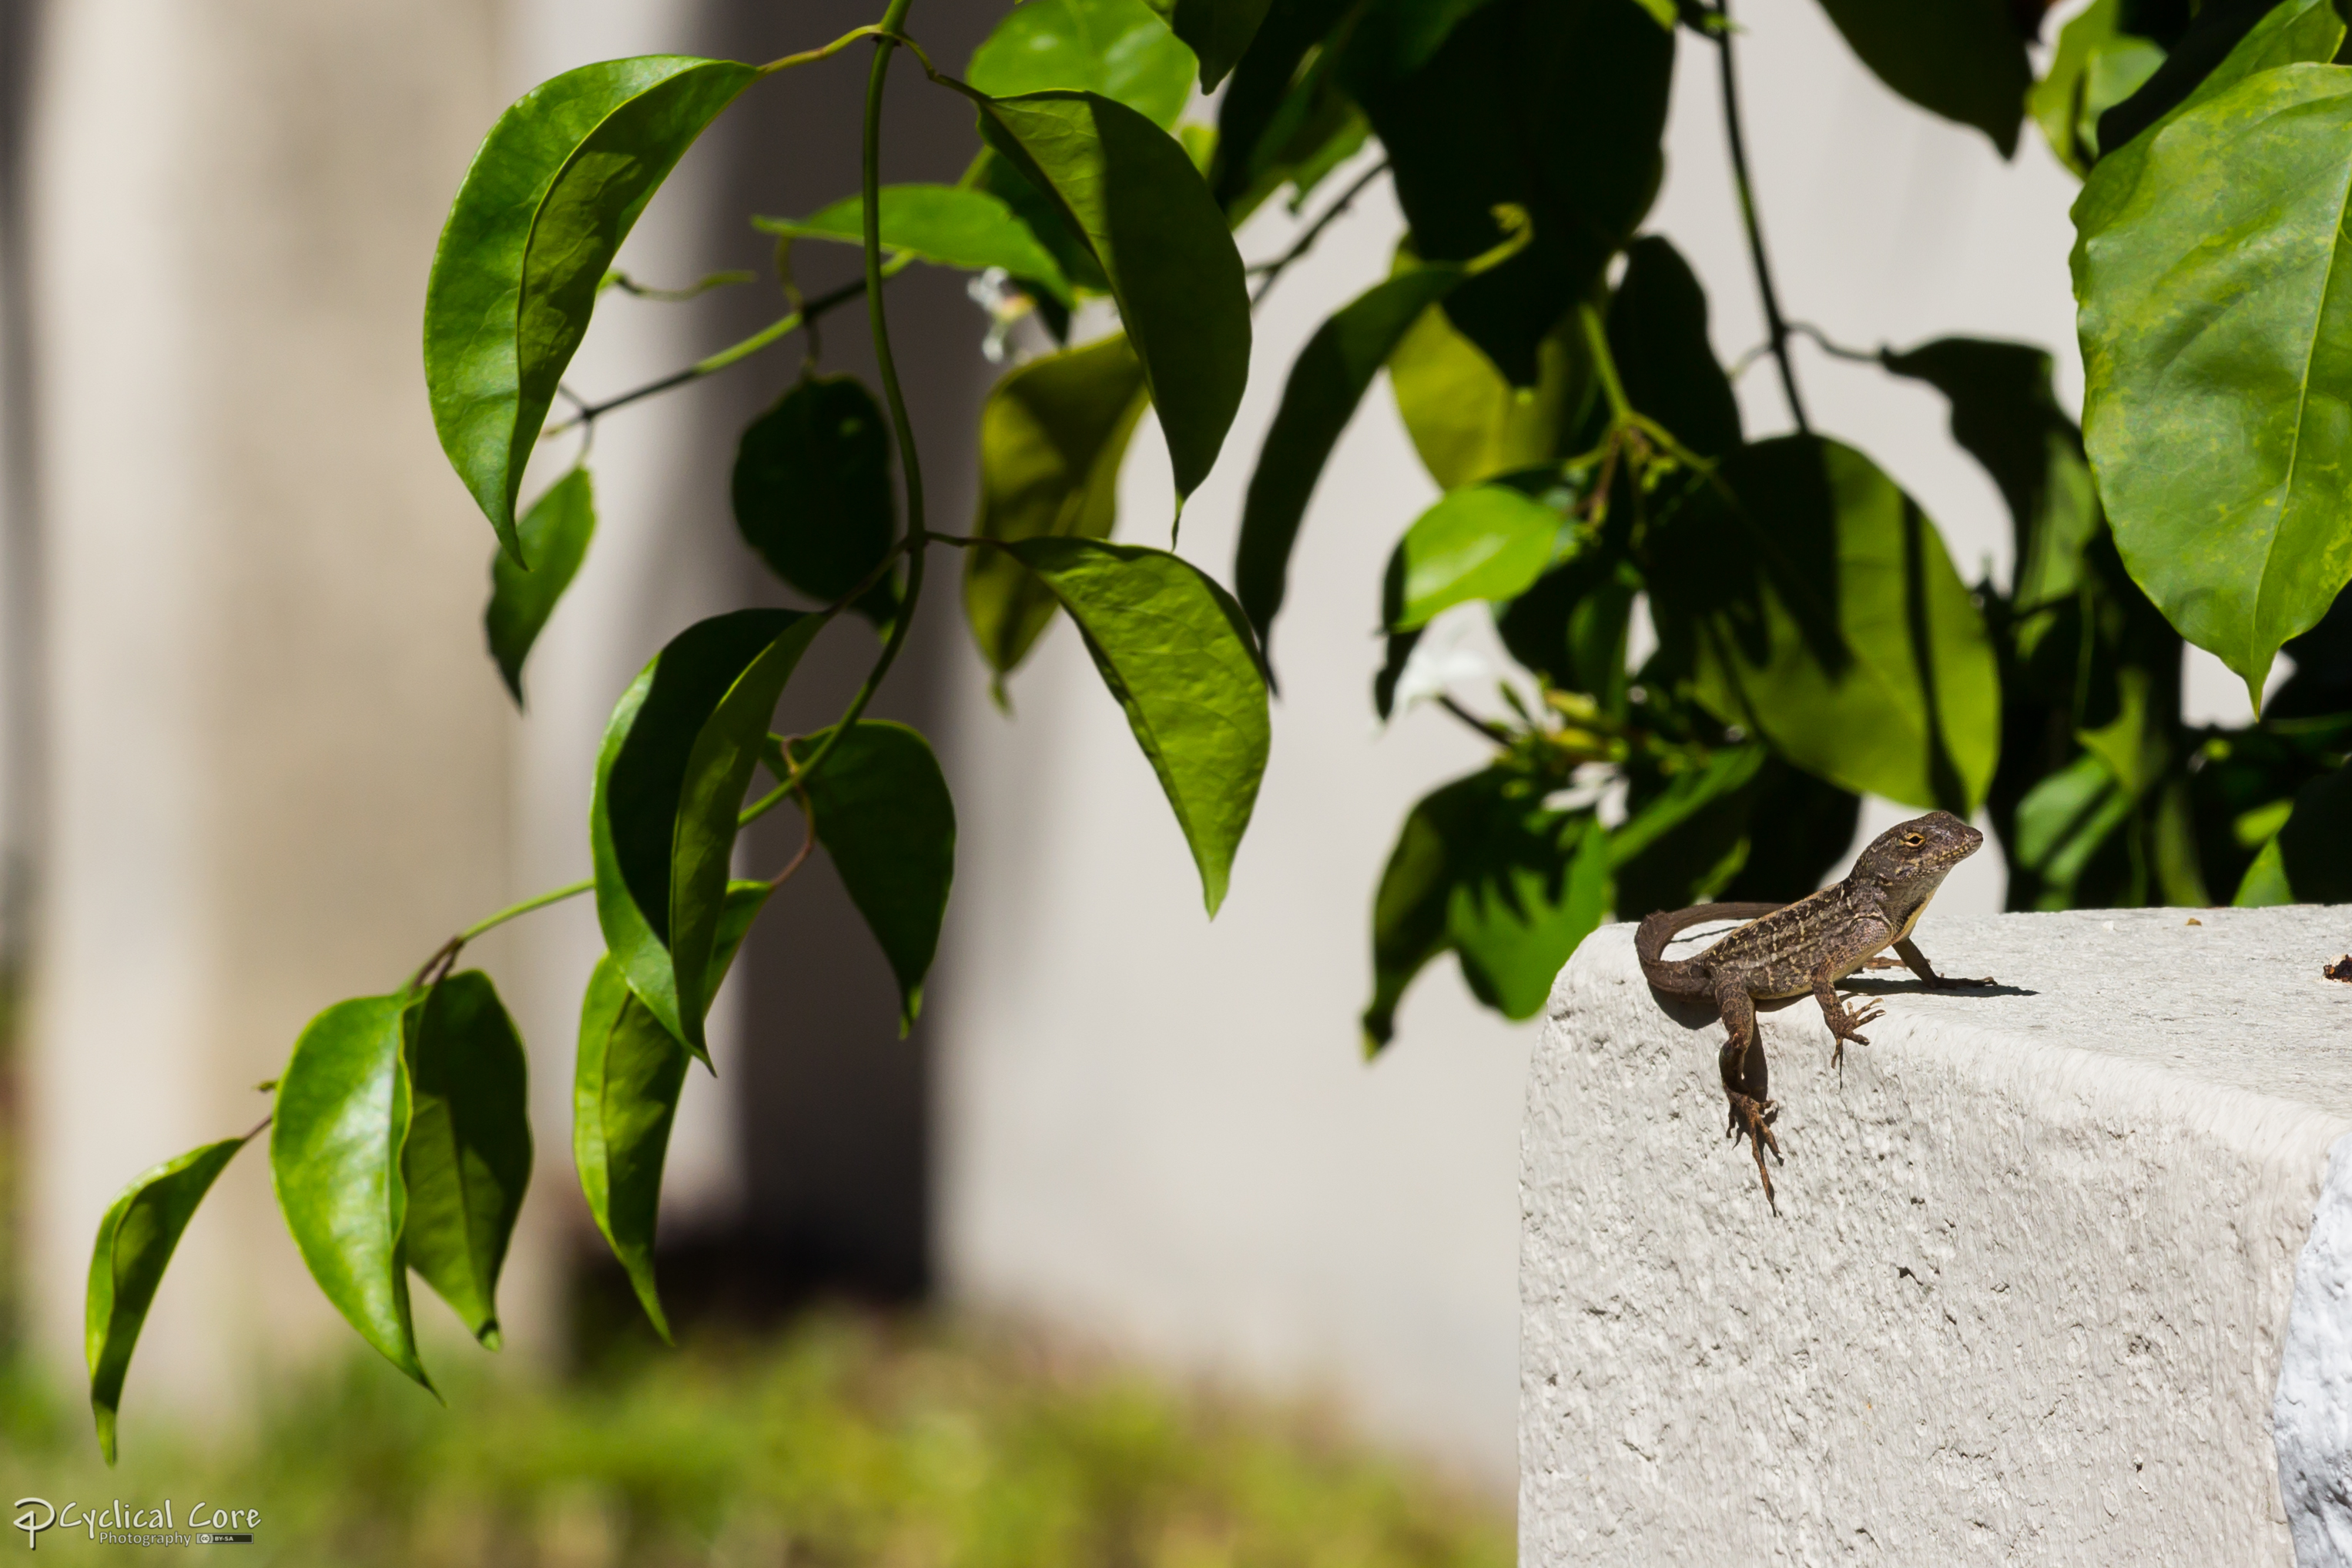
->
[{"left": 1634, "top": 902, "right": 1785, "bottom": 989}]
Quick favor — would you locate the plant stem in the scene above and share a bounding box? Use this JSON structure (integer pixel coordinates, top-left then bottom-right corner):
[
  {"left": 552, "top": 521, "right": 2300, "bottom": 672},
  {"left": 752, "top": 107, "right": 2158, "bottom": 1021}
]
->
[
  {"left": 1577, "top": 303, "right": 1633, "bottom": 424},
  {"left": 1249, "top": 159, "right": 1390, "bottom": 306},
  {"left": 544, "top": 276, "right": 876, "bottom": 437},
  {"left": 458, "top": 878, "right": 594, "bottom": 942},
  {"left": 787, "top": 0, "right": 929, "bottom": 789},
  {"left": 1710, "top": 0, "right": 1808, "bottom": 435}
]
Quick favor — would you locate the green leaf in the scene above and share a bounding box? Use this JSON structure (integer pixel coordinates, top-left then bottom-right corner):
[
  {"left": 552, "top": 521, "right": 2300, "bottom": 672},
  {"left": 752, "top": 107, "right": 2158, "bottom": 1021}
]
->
[
  {"left": 571, "top": 881, "right": 767, "bottom": 1339},
  {"left": 1496, "top": 553, "right": 1639, "bottom": 709},
  {"left": 972, "top": 89, "right": 1251, "bottom": 503},
  {"left": 997, "top": 538, "right": 1270, "bottom": 912},
  {"left": 1651, "top": 434, "right": 2001, "bottom": 812},
  {"left": 1235, "top": 260, "right": 1479, "bottom": 652},
  {"left": 86, "top": 1134, "right": 254, "bottom": 1464},
  {"left": 1607, "top": 235, "right": 1741, "bottom": 459},
  {"left": 2095, "top": 0, "right": 2341, "bottom": 159},
  {"left": 1812, "top": 0, "right": 2030, "bottom": 156},
  {"left": 2073, "top": 56, "right": 2352, "bottom": 709},
  {"left": 1362, "top": 768, "right": 1608, "bottom": 1049},
  {"left": 968, "top": 0, "right": 1198, "bottom": 129},
  {"left": 485, "top": 466, "right": 598, "bottom": 706},
  {"left": 1345, "top": 0, "right": 1672, "bottom": 384},
  {"left": 399, "top": 971, "right": 532, "bottom": 1351},
  {"left": 1169, "top": 0, "right": 1277, "bottom": 90},
  {"left": 1210, "top": 0, "right": 1366, "bottom": 214},
  {"left": 1385, "top": 271, "right": 1587, "bottom": 489},
  {"left": 572, "top": 957, "right": 691, "bottom": 1341},
  {"left": 1878, "top": 337, "right": 2099, "bottom": 607},
  {"left": 2029, "top": 0, "right": 2166, "bottom": 176},
  {"left": 755, "top": 186, "right": 1072, "bottom": 303},
  {"left": 2013, "top": 751, "right": 2134, "bottom": 900},
  {"left": 2234, "top": 765, "right": 2352, "bottom": 904},
  {"left": 270, "top": 994, "right": 433, "bottom": 1392},
  {"left": 732, "top": 376, "right": 899, "bottom": 621},
  {"left": 967, "top": 334, "right": 1151, "bottom": 680},
  {"left": 594, "top": 610, "right": 823, "bottom": 1058},
  {"left": 1607, "top": 745, "right": 1771, "bottom": 919},
  {"left": 786, "top": 722, "right": 958, "bottom": 1033},
  {"left": 1384, "top": 484, "right": 1569, "bottom": 632},
  {"left": 425, "top": 56, "right": 759, "bottom": 558}
]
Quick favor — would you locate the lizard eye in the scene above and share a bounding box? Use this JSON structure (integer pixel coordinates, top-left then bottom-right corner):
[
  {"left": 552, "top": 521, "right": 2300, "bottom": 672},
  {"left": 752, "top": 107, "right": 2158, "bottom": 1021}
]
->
[{"left": 1903, "top": 833, "right": 1924, "bottom": 845}]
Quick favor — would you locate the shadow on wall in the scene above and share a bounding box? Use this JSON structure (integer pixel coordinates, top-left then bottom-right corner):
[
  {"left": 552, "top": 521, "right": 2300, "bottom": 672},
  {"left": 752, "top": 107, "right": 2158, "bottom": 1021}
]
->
[{"left": 605, "top": 0, "right": 1001, "bottom": 1325}]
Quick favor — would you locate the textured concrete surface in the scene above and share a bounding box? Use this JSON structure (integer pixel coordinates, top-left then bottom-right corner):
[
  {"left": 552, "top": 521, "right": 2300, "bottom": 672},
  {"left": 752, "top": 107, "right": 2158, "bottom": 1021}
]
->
[{"left": 1521, "top": 906, "right": 2352, "bottom": 1564}]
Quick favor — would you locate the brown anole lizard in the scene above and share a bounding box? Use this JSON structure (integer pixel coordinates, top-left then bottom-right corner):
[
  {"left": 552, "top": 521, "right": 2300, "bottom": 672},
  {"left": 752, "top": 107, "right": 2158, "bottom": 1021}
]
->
[{"left": 1635, "top": 810, "right": 1995, "bottom": 1207}]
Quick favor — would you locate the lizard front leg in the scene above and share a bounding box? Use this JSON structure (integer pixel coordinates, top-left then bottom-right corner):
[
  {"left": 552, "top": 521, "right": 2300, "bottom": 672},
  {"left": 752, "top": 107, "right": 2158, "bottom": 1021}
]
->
[
  {"left": 1812, "top": 959, "right": 1888, "bottom": 1070},
  {"left": 1892, "top": 936, "right": 1995, "bottom": 990},
  {"left": 1714, "top": 978, "right": 1780, "bottom": 1208}
]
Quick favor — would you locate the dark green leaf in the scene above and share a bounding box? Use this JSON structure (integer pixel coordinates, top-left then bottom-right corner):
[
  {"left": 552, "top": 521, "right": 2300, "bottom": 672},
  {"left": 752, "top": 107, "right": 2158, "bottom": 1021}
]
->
[
  {"left": 972, "top": 89, "right": 1251, "bottom": 502},
  {"left": 1210, "top": 0, "right": 1358, "bottom": 212},
  {"left": 2095, "top": 0, "right": 2337, "bottom": 157},
  {"left": 1362, "top": 768, "right": 1607, "bottom": 1049},
  {"left": 999, "top": 538, "right": 1270, "bottom": 912},
  {"left": 1496, "top": 553, "right": 1638, "bottom": 710},
  {"left": 1235, "top": 260, "right": 1477, "bottom": 652},
  {"left": 1607, "top": 235, "right": 1741, "bottom": 459},
  {"left": 1385, "top": 271, "right": 1588, "bottom": 488},
  {"left": 425, "top": 57, "right": 759, "bottom": 558},
  {"left": 1607, "top": 745, "right": 1769, "bottom": 919},
  {"left": 86, "top": 1134, "right": 253, "bottom": 1463},
  {"left": 755, "top": 186, "right": 1072, "bottom": 303},
  {"left": 571, "top": 879, "right": 767, "bottom": 1338},
  {"left": 1372, "top": 628, "right": 1423, "bottom": 721},
  {"left": 2073, "top": 48, "right": 2352, "bottom": 708},
  {"left": 486, "top": 466, "right": 598, "bottom": 706},
  {"left": 594, "top": 610, "right": 823, "bottom": 1057},
  {"left": 967, "top": 149, "right": 1111, "bottom": 297},
  {"left": 2032, "top": 0, "right": 2169, "bottom": 173},
  {"left": 1879, "top": 337, "right": 2098, "bottom": 607},
  {"left": 2012, "top": 752, "right": 2133, "bottom": 901},
  {"left": 1170, "top": 0, "right": 1275, "bottom": 89},
  {"left": 399, "top": 971, "right": 532, "bottom": 1350},
  {"left": 1383, "top": 484, "right": 1569, "bottom": 632},
  {"left": 270, "top": 994, "right": 433, "bottom": 1392},
  {"left": 732, "top": 376, "right": 898, "bottom": 621},
  {"left": 1346, "top": 0, "right": 1672, "bottom": 383},
  {"left": 786, "top": 722, "right": 957, "bottom": 1032},
  {"left": 1719, "top": 758, "right": 1863, "bottom": 903},
  {"left": 968, "top": 0, "right": 1198, "bottom": 128},
  {"left": 2235, "top": 764, "right": 2352, "bottom": 904},
  {"left": 1812, "top": 0, "right": 2030, "bottom": 156},
  {"left": 967, "top": 334, "right": 1151, "bottom": 679},
  {"left": 1650, "top": 435, "right": 2000, "bottom": 812}
]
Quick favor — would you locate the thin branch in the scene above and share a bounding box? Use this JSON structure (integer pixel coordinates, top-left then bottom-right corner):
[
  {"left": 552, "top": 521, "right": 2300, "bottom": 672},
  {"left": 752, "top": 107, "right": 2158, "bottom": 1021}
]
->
[
  {"left": 1249, "top": 159, "right": 1391, "bottom": 306},
  {"left": 769, "top": 792, "right": 819, "bottom": 887},
  {"left": 1711, "top": 0, "right": 1808, "bottom": 434},
  {"left": 1439, "top": 693, "right": 1512, "bottom": 742},
  {"left": 1785, "top": 320, "right": 1878, "bottom": 364}
]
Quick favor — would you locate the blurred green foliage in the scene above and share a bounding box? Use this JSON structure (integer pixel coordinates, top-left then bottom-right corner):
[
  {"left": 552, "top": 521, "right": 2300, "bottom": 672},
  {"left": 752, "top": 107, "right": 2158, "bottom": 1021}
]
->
[{"left": 0, "top": 1312, "right": 1509, "bottom": 1567}]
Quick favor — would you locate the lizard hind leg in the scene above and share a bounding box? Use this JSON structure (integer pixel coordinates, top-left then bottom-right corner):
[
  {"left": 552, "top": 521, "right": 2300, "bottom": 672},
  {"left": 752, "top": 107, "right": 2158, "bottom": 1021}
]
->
[{"left": 1714, "top": 983, "right": 1781, "bottom": 1208}]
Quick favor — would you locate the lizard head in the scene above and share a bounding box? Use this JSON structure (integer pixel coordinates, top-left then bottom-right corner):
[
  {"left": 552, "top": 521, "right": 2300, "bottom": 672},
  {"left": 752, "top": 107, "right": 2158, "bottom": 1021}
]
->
[{"left": 1849, "top": 810, "right": 1982, "bottom": 903}]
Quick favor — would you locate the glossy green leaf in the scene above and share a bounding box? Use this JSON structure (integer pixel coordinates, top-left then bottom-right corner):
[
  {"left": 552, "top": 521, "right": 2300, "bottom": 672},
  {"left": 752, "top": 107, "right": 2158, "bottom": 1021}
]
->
[
  {"left": 1169, "top": 0, "right": 1276, "bottom": 90},
  {"left": 2234, "top": 765, "right": 2352, "bottom": 904},
  {"left": 1496, "top": 553, "right": 1639, "bottom": 709},
  {"left": 1235, "top": 260, "right": 1478, "bottom": 652},
  {"left": 1362, "top": 768, "right": 1607, "bottom": 1050},
  {"left": 1880, "top": 337, "right": 2098, "bottom": 607},
  {"left": 2074, "top": 56, "right": 2352, "bottom": 709},
  {"left": 1386, "top": 275, "right": 1586, "bottom": 489},
  {"left": 1651, "top": 435, "right": 2000, "bottom": 812},
  {"left": 972, "top": 89, "right": 1251, "bottom": 503},
  {"left": 1607, "top": 235, "right": 1741, "bottom": 459},
  {"left": 732, "top": 376, "right": 898, "bottom": 622},
  {"left": 86, "top": 1134, "right": 254, "bottom": 1463},
  {"left": 2012, "top": 751, "right": 2133, "bottom": 900},
  {"left": 967, "top": 334, "right": 1151, "bottom": 680},
  {"left": 399, "top": 971, "right": 531, "bottom": 1350},
  {"left": 572, "top": 882, "right": 767, "bottom": 1339},
  {"left": 755, "top": 186, "right": 1072, "bottom": 303},
  {"left": 967, "top": 149, "right": 1111, "bottom": 299},
  {"left": 786, "top": 722, "right": 957, "bottom": 1032},
  {"left": 1813, "top": 0, "right": 2029, "bottom": 155},
  {"left": 425, "top": 56, "right": 759, "bottom": 558},
  {"left": 1210, "top": 0, "right": 1365, "bottom": 214},
  {"left": 594, "top": 610, "right": 822, "bottom": 1057},
  {"left": 485, "top": 466, "right": 598, "bottom": 706},
  {"left": 2094, "top": 0, "right": 2340, "bottom": 159},
  {"left": 999, "top": 537, "right": 1269, "bottom": 912},
  {"left": 969, "top": 0, "right": 1197, "bottom": 128},
  {"left": 270, "top": 994, "right": 432, "bottom": 1392},
  {"left": 1345, "top": 0, "right": 1672, "bottom": 383},
  {"left": 1385, "top": 484, "right": 1568, "bottom": 632},
  {"left": 1607, "top": 745, "right": 1771, "bottom": 918}
]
